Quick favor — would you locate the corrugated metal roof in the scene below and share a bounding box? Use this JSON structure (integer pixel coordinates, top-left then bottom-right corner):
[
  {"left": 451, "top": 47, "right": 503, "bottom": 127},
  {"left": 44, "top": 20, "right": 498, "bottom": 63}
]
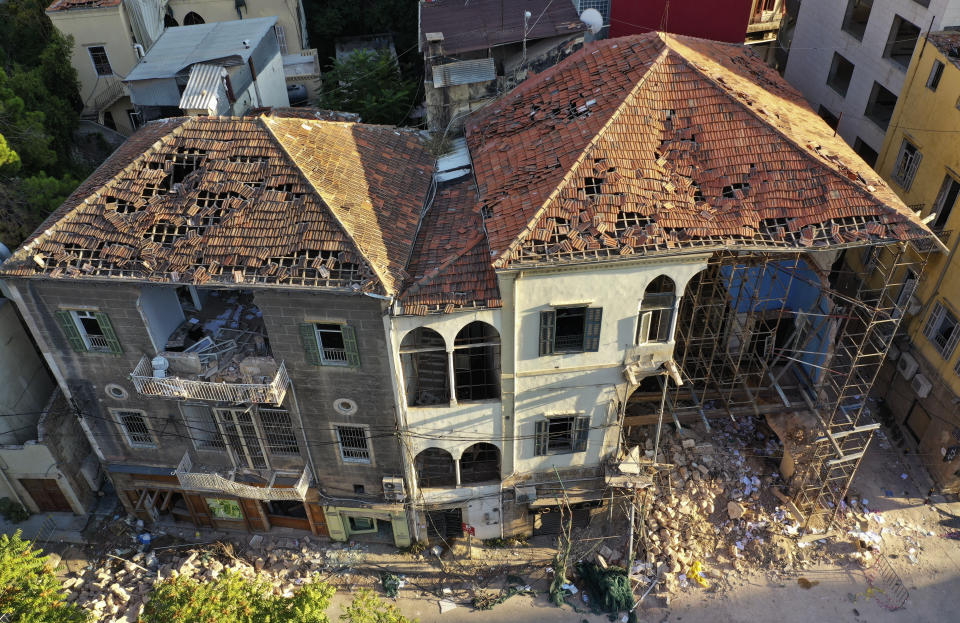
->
[
  {"left": 125, "top": 17, "right": 277, "bottom": 81},
  {"left": 178, "top": 63, "right": 227, "bottom": 112},
  {"left": 432, "top": 57, "right": 497, "bottom": 87}
]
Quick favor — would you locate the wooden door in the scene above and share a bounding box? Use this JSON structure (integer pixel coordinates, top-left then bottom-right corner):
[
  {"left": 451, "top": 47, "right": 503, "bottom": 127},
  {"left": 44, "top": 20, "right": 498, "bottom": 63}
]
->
[
  {"left": 19, "top": 479, "right": 71, "bottom": 512},
  {"left": 239, "top": 498, "right": 270, "bottom": 532},
  {"left": 306, "top": 503, "right": 329, "bottom": 537}
]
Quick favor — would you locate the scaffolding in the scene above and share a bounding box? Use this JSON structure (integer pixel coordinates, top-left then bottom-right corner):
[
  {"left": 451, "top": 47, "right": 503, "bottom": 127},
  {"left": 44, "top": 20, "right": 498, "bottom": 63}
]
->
[{"left": 629, "top": 241, "right": 929, "bottom": 529}]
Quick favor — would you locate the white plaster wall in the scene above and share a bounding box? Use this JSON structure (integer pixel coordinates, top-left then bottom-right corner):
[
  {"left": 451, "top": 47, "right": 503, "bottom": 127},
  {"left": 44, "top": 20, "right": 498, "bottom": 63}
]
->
[
  {"left": 0, "top": 301, "right": 55, "bottom": 446},
  {"left": 138, "top": 286, "right": 185, "bottom": 354},
  {"left": 784, "top": 0, "right": 955, "bottom": 157},
  {"left": 251, "top": 52, "right": 290, "bottom": 110}
]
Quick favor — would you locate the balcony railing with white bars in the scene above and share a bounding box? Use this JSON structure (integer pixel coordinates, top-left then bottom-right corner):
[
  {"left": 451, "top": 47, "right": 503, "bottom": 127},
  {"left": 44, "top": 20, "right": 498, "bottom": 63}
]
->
[
  {"left": 175, "top": 452, "right": 309, "bottom": 501},
  {"left": 130, "top": 357, "right": 289, "bottom": 404}
]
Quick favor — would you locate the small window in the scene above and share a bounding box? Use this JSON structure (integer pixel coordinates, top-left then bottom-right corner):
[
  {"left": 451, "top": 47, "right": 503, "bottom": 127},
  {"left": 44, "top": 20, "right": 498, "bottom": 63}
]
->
[
  {"left": 927, "top": 60, "right": 945, "bottom": 90},
  {"left": 853, "top": 137, "right": 879, "bottom": 168},
  {"left": 638, "top": 276, "right": 675, "bottom": 343},
  {"left": 56, "top": 309, "right": 122, "bottom": 354},
  {"left": 891, "top": 139, "right": 922, "bottom": 190},
  {"left": 87, "top": 46, "right": 113, "bottom": 76},
  {"left": 826, "top": 52, "right": 855, "bottom": 96},
  {"left": 923, "top": 301, "right": 960, "bottom": 359},
  {"left": 115, "top": 410, "right": 156, "bottom": 448},
  {"left": 539, "top": 306, "right": 603, "bottom": 355},
  {"left": 817, "top": 105, "right": 841, "bottom": 131},
  {"left": 348, "top": 516, "right": 375, "bottom": 531},
  {"left": 183, "top": 11, "right": 205, "bottom": 25},
  {"left": 299, "top": 322, "right": 360, "bottom": 367},
  {"left": 864, "top": 81, "right": 897, "bottom": 130},
  {"left": 259, "top": 408, "right": 300, "bottom": 455},
  {"left": 883, "top": 15, "right": 921, "bottom": 70},
  {"left": 336, "top": 425, "right": 371, "bottom": 463},
  {"left": 841, "top": 0, "right": 872, "bottom": 41},
  {"left": 932, "top": 175, "right": 960, "bottom": 230},
  {"left": 534, "top": 416, "right": 588, "bottom": 455}
]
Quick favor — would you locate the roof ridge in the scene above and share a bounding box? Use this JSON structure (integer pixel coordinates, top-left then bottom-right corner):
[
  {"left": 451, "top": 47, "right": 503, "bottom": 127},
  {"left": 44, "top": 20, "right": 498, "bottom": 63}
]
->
[
  {"left": 491, "top": 44, "right": 671, "bottom": 268},
  {"left": 403, "top": 230, "right": 487, "bottom": 296},
  {"left": 663, "top": 37, "right": 932, "bottom": 240},
  {"left": 258, "top": 115, "right": 392, "bottom": 292}
]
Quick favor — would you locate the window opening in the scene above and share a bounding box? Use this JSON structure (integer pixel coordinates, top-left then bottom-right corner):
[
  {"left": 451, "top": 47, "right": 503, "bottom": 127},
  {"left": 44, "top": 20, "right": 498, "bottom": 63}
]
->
[
  {"left": 183, "top": 11, "right": 204, "bottom": 25},
  {"left": 638, "top": 276, "right": 676, "bottom": 343},
  {"left": 841, "top": 0, "right": 872, "bottom": 40},
  {"left": 924, "top": 301, "right": 960, "bottom": 359},
  {"left": 314, "top": 323, "right": 349, "bottom": 365},
  {"left": 215, "top": 408, "right": 269, "bottom": 470},
  {"left": 348, "top": 516, "right": 375, "bottom": 531},
  {"left": 818, "top": 105, "right": 841, "bottom": 130},
  {"left": 459, "top": 443, "right": 500, "bottom": 484},
  {"left": 864, "top": 82, "right": 897, "bottom": 130},
  {"left": 883, "top": 15, "right": 921, "bottom": 70},
  {"left": 181, "top": 404, "right": 224, "bottom": 450},
  {"left": 853, "top": 137, "right": 879, "bottom": 168},
  {"left": 932, "top": 175, "right": 960, "bottom": 230},
  {"left": 265, "top": 500, "right": 306, "bottom": 518},
  {"left": 336, "top": 425, "right": 371, "bottom": 463},
  {"left": 927, "top": 60, "right": 945, "bottom": 90},
  {"left": 453, "top": 322, "right": 500, "bottom": 401},
  {"left": 259, "top": 408, "right": 300, "bottom": 455},
  {"left": 534, "top": 416, "right": 588, "bottom": 455},
  {"left": 116, "top": 410, "right": 155, "bottom": 447},
  {"left": 826, "top": 52, "right": 855, "bottom": 96},
  {"left": 891, "top": 140, "right": 922, "bottom": 190},
  {"left": 73, "top": 310, "right": 110, "bottom": 351},
  {"left": 415, "top": 448, "right": 456, "bottom": 487},
  {"left": 400, "top": 328, "right": 449, "bottom": 406},
  {"left": 88, "top": 46, "right": 113, "bottom": 76}
]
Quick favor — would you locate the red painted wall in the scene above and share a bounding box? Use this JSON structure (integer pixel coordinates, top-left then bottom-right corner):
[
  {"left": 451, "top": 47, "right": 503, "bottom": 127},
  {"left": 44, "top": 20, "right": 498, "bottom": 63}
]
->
[{"left": 610, "top": 0, "right": 753, "bottom": 43}]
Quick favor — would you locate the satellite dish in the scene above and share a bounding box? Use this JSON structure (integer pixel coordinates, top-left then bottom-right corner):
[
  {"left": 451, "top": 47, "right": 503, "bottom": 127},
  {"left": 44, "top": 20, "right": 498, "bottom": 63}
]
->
[{"left": 580, "top": 8, "right": 603, "bottom": 34}]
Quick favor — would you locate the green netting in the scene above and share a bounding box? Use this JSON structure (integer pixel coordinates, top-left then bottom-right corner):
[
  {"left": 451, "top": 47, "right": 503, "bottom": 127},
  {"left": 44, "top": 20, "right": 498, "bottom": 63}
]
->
[{"left": 575, "top": 562, "right": 635, "bottom": 614}]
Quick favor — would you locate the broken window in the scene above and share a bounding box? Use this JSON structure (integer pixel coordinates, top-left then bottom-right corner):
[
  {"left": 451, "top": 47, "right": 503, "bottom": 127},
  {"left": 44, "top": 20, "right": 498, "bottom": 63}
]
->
[
  {"left": 539, "top": 306, "right": 603, "bottom": 355},
  {"left": 459, "top": 443, "right": 500, "bottom": 484},
  {"left": 826, "top": 52, "right": 855, "bottom": 96},
  {"left": 864, "top": 82, "right": 897, "bottom": 130},
  {"left": 400, "top": 328, "right": 449, "bottom": 406},
  {"left": 336, "top": 425, "right": 371, "bottom": 463},
  {"left": 841, "top": 0, "right": 872, "bottom": 41},
  {"left": 883, "top": 15, "right": 920, "bottom": 70},
  {"left": 637, "top": 276, "right": 675, "bottom": 343},
  {"left": 55, "top": 309, "right": 121, "bottom": 353},
  {"left": 113, "top": 409, "right": 156, "bottom": 448},
  {"left": 932, "top": 174, "right": 960, "bottom": 230},
  {"left": 415, "top": 448, "right": 456, "bottom": 487},
  {"left": 453, "top": 322, "right": 500, "bottom": 401},
  {"left": 891, "top": 139, "right": 922, "bottom": 190},
  {"left": 299, "top": 322, "right": 360, "bottom": 367},
  {"left": 534, "top": 416, "right": 588, "bottom": 455},
  {"left": 924, "top": 301, "right": 960, "bottom": 359},
  {"left": 180, "top": 403, "right": 225, "bottom": 451}
]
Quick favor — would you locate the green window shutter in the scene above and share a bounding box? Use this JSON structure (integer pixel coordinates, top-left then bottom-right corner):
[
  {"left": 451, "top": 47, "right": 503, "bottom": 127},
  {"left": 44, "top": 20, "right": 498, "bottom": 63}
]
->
[
  {"left": 341, "top": 325, "right": 361, "bottom": 368},
  {"left": 539, "top": 310, "right": 556, "bottom": 356},
  {"left": 573, "top": 417, "right": 589, "bottom": 452},
  {"left": 299, "top": 323, "right": 322, "bottom": 366},
  {"left": 55, "top": 310, "right": 87, "bottom": 352},
  {"left": 93, "top": 311, "right": 122, "bottom": 354},
  {"left": 534, "top": 420, "right": 549, "bottom": 456},
  {"left": 583, "top": 307, "right": 603, "bottom": 352}
]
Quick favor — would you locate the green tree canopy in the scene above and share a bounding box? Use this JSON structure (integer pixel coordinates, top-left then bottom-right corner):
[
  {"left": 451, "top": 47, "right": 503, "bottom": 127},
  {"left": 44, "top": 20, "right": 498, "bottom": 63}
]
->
[
  {"left": 318, "top": 49, "right": 417, "bottom": 125},
  {"left": 0, "top": 530, "right": 90, "bottom": 623}
]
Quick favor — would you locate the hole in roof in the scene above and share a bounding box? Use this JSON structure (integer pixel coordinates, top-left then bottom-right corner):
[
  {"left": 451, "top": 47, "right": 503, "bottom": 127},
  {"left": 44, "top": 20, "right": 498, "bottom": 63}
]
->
[
  {"left": 616, "top": 211, "right": 653, "bottom": 238},
  {"left": 548, "top": 217, "right": 569, "bottom": 245},
  {"left": 583, "top": 177, "right": 604, "bottom": 196},
  {"left": 141, "top": 175, "right": 171, "bottom": 199},
  {"left": 144, "top": 221, "right": 188, "bottom": 246},
  {"left": 480, "top": 205, "right": 493, "bottom": 219},
  {"left": 722, "top": 183, "right": 751, "bottom": 199},
  {"left": 692, "top": 183, "right": 704, "bottom": 203}
]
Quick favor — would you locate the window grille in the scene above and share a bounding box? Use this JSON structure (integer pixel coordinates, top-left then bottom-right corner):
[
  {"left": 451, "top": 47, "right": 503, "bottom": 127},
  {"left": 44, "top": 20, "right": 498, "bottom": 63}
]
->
[
  {"left": 117, "top": 411, "right": 155, "bottom": 447},
  {"left": 274, "top": 25, "right": 288, "bottom": 54},
  {"left": 88, "top": 46, "right": 113, "bottom": 76},
  {"left": 259, "top": 408, "right": 300, "bottom": 455},
  {"left": 891, "top": 140, "right": 922, "bottom": 190},
  {"left": 924, "top": 302, "right": 960, "bottom": 359},
  {"left": 337, "top": 425, "right": 371, "bottom": 463}
]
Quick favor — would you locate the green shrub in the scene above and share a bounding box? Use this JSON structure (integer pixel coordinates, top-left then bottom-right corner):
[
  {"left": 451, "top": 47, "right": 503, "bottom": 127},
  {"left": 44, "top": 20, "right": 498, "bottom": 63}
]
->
[
  {"left": 0, "top": 530, "right": 89, "bottom": 622},
  {"left": 0, "top": 496, "right": 31, "bottom": 522}
]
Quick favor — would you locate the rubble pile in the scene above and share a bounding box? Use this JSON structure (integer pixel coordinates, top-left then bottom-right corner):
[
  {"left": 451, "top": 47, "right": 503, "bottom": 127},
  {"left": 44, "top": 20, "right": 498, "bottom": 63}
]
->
[
  {"left": 631, "top": 419, "right": 829, "bottom": 594},
  {"left": 64, "top": 532, "right": 368, "bottom": 622}
]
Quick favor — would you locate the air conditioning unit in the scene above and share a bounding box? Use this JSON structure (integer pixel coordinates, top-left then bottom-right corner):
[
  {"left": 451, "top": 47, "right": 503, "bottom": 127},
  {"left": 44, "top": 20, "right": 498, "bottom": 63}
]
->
[
  {"left": 382, "top": 476, "right": 406, "bottom": 502},
  {"left": 911, "top": 373, "right": 932, "bottom": 398},
  {"left": 906, "top": 295, "right": 922, "bottom": 316},
  {"left": 515, "top": 486, "right": 537, "bottom": 505},
  {"left": 897, "top": 352, "right": 919, "bottom": 380},
  {"left": 887, "top": 341, "right": 902, "bottom": 361}
]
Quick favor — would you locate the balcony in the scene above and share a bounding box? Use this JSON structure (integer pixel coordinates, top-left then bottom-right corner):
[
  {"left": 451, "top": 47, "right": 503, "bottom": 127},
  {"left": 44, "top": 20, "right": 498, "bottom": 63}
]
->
[
  {"left": 283, "top": 49, "right": 321, "bottom": 83},
  {"left": 131, "top": 355, "right": 289, "bottom": 404},
  {"left": 174, "top": 452, "right": 308, "bottom": 501},
  {"left": 89, "top": 76, "right": 128, "bottom": 115}
]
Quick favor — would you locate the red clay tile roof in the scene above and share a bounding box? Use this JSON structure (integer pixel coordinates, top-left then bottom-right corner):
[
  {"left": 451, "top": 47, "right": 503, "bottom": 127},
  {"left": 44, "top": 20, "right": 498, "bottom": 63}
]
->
[
  {"left": 466, "top": 33, "right": 937, "bottom": 268},
  {"left": 927, "top": 31, "right": 960, "bottom": 71},
  {"left": 47, "top": 0, "right": 121, "bottom": 11},
  {"left": 399, "top": 176, "right": 501, "bottom": 314},
  {"left": 420, "top": 0, "right": 588, "bottom": 55},
  {"left": 2, "top": 115, "right": 434, "bottom": 294}
]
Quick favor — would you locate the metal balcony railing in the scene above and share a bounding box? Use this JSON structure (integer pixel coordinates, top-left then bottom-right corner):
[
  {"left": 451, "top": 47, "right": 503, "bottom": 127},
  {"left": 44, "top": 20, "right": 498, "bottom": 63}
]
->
[
  {"left": 130, "top": 357, "right": 289, "bottom": 404},
  {"left": 174, "top": 452, "right": 309, "bottom": 501},
  {"left": 90, "top": 76, "right": 128, "bottom": 114}
]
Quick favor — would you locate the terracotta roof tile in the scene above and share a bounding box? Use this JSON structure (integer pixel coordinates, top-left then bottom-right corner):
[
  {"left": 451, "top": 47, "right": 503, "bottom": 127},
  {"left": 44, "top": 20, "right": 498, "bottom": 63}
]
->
[
  {"left": 466, "top": 33, "right": 937, "bottom": 268},
  {"left": 927, "top": 31, "right": 960, "bottom": 71}
]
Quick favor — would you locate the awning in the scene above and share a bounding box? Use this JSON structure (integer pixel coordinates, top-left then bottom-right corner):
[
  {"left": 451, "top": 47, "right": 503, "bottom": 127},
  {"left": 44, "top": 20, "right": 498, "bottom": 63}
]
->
[{"left": 179, "top": 63, "right": 227, "bottom": 113}]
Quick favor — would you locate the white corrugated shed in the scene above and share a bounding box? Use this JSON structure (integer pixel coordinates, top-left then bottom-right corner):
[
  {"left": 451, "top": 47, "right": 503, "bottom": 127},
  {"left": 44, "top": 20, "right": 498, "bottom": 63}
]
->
[
  {"left": 179, "top": 64, "right": 228, "bottom": 114},
  {"left": 432, "top": 58, "right": 497, "bottom": 88},
  {"left": 436, "top": 138, "right": 471, "bottom": 182}
]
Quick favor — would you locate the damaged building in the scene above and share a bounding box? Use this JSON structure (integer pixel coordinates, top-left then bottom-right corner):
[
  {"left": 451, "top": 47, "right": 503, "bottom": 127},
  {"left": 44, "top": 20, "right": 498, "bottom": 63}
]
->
[{"left": 0, "top": 32, "right": 941, "bottom": 544}]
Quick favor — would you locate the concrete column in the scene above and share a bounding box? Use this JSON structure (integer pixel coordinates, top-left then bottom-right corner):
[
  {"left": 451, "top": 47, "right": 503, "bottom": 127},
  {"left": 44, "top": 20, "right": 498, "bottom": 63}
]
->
[
  {"left": 447, "top": 350, "right": 458, "bottom": 405},
  {"left": 454, "top": 458, "right": 461, "bottom": 487}
]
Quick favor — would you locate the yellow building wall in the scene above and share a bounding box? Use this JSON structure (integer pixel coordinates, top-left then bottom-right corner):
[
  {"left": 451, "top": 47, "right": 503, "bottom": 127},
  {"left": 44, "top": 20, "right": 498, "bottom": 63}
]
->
[
  {"left": 168, "top": 0, "right": 306, "bottom": 54},
  {"left": 876, "top": 41, "right": 960, "bottom": 399}
]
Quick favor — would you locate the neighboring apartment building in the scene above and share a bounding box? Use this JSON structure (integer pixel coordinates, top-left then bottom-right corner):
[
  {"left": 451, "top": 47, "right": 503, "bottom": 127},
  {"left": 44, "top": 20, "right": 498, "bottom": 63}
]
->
[
  {"left": 0, "top": 298, "right": 100, "bottom": 515},
  {"left": 781, "top": 0, "right": 960, "bottom": 168},
  {"left": 0, "top": 112, "right": 435, "bottom": 545},
  {"left": 47, "top": 0, "right": 316, "bottom": 136},
  {"left": 867, "top": 31, "right": 960, "bottom": 493},
  {"left": 418, "top": 0, "right": 589, "bottom": 131},
  {"left": 124, "top": 18, "right": 289, "bottom": 122}
]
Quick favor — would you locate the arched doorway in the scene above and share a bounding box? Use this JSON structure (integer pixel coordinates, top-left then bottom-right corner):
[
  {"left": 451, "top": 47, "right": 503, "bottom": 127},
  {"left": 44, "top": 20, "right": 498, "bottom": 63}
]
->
[
  {"left": 400, "top": 328, "right": 448, "bottom": 406},
  {"left": 459, "top": 443, "right": 500, "bottom": 484},
  {"left": 453, "top": 322, "right": 500, "bottom": 401}
]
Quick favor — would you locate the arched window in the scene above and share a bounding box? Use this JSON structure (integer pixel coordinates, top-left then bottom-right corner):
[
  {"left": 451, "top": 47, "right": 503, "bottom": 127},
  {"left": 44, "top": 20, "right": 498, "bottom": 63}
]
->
[
  {"left": 453, "top": 322, "right": 500, "bottom": 401},
  {"left": 400, "top": 328, "right": 448, "bottom": 406},
  {"left": 164, "top": 14, "right": 179, "bottom": 27},
  {"left": 183, "top": 12, "right": 205, "bottom": 25},
  {"left": 637, "top": 275, "right": 675, "bottom": 343},
  {"left": 415, "top": 448, "right": 456, "bottom": 488},
  {"left": 459, "top": 443, "right": 500, "bottom": 484}
]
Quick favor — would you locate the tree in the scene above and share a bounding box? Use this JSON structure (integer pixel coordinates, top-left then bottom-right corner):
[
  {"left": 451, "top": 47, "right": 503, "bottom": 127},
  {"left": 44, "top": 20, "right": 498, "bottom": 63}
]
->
[
  {"left": 0, "top": 530, "right": 90, "bottom": 623},
  {"left": 0, "top": 133, "right": 20, "bottom": 174},
  {"left": 340, "top": 588, "right": 417, "bottom": 623},
  {"left": 318, "top": 49, "right": 417, "bottom": 125}
]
